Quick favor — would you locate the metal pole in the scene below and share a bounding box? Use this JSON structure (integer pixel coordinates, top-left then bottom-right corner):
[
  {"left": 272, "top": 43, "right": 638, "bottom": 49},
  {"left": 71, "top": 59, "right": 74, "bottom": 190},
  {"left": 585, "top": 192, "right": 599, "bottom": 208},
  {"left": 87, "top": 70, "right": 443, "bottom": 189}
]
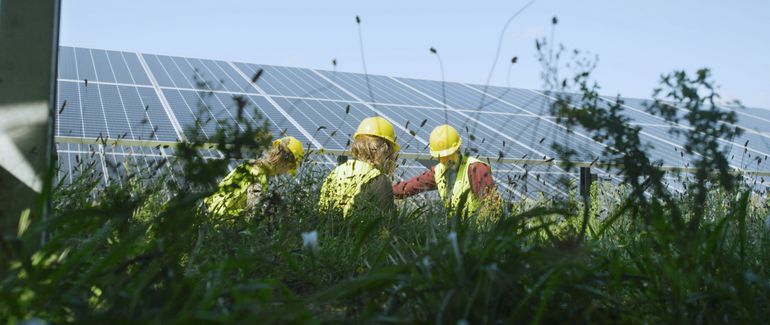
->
[{"left": 0, "top": 0, "right": 60, "bottom": 257}]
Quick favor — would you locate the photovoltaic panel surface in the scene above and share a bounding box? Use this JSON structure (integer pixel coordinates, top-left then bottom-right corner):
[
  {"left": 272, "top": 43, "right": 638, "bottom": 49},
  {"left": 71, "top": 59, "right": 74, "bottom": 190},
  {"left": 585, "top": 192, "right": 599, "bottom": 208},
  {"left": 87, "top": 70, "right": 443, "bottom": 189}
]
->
[
  {"left": 55, "top": 46, "right": 770, "bottom": 195},
  {"left": 316, "top": 70, "right": 440, "bottom": 107},
  {"left": 58, "top": 46, "right": 151, "bottom": 85},
  {"left": 234, "top": 63, "right": 356, "bottom": 101},
  {"left": 56, "top": 81, "right": 179, "bottom": 141}
]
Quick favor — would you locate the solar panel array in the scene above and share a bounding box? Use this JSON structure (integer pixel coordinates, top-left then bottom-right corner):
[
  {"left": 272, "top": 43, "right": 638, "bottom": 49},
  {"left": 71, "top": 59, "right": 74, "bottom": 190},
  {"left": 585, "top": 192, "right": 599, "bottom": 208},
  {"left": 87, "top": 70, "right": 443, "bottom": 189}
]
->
[{"left": 55, "top": 46, "right": 770, "bottom": 199}]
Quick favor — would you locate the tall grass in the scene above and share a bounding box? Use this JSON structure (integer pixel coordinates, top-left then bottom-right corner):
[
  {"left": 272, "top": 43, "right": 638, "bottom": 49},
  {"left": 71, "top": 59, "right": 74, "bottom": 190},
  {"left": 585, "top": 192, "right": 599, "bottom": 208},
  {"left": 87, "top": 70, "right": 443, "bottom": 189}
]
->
[
  {"left": 3, "top": 23, "right": 770, "bottom": 324},
  {"left": 4, "top": 155, "right": 769, "bottom": 323}
]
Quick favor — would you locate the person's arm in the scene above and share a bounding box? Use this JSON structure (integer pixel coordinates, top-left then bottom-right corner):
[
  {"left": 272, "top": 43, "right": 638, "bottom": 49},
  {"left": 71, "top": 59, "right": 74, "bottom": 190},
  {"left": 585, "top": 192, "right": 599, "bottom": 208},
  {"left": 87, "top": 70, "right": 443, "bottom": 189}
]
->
[
  {"left": 468, "top": 163, "right": 497, "bottom": 200},
  {"left": 392, "top": 166, "right": 437, "bottom": 199},
  {"left": 468, "top": 162, "right": 503, "bottom": 221}
]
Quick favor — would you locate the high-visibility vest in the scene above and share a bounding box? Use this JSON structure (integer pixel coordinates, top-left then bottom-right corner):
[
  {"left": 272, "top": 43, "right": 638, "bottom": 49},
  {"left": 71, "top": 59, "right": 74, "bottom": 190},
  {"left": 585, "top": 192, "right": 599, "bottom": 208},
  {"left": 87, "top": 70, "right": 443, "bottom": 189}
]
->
[
  {"left": 205, "top": 163, "right": 268, "bottom": 217},
  {"left": 318, "top": 159, "right": 382, "bottom": 218},
  {"left": 434, "top": 156, "right": 489, "bottom": 218}
]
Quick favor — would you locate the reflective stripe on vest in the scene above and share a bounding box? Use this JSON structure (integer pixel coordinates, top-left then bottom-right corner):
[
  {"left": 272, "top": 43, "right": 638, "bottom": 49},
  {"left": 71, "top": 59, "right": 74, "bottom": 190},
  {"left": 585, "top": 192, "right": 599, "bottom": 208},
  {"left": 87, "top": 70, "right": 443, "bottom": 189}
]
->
[
  {"left": 318, "top": 159, "right": 382, "bottom": 218},
  {"left": 205, "top": 163, "right": 268, "bottom": 217},
  {"left": 434, "top": 156, "right": 488, "bottom": 217}
]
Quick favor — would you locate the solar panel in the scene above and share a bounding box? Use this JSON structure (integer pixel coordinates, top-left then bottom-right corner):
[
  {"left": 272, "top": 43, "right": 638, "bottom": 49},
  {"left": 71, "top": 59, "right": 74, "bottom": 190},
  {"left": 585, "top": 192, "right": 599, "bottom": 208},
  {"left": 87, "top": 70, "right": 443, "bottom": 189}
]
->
[
  {"left": 235, "top": 63, "right": 355, "bottom": 100},
  {"left": 735, "top": 106, "right": 770, "bottom": 127},
  {"left": 642, "top": 125, "right": 770, "bottom": 171},
  {"left": 316, "top": 70, "right": 439, "bottom": 107},
  {"left": 54, "top": 46, "right": 770, "bottom": 195},
  {"left": 57, "top": 46, "right": 78, "bottom": 80},
  {"left": 56, "top": 81, "right": 178, "bottom": 141},
  {"left": 721, "top": 108, "right": 770, "bottom": 134},
  {"left": 396, "top": 77, "right": 515, "bottom": 113},
  {"left": 270, "top": 97, "right": 376, "bottom": 150},
  {"left": 141, "top": 54, "right": 177, "bottom": 88},
  {"left": 595, "top": 96, "right": 680, "bottom": 125},
  {"left": 377, "top": 105, "right": 533, "bottom": 158},
  {"left": 467, "top": 85, "right": 555, "bottom": 116},
  {"left": 58, "top": 47, "right": 151, "bottom": 85},
  {"left": 55, "top": 142, "right": 106, "bottom": 186}
]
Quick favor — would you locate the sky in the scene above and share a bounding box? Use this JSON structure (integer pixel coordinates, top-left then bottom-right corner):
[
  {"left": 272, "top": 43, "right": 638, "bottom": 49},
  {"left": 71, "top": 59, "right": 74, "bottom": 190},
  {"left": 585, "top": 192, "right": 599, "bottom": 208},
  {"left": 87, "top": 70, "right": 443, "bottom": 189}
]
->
[{"left": 60, "top": 0, "right": 770, "bottom": 108}]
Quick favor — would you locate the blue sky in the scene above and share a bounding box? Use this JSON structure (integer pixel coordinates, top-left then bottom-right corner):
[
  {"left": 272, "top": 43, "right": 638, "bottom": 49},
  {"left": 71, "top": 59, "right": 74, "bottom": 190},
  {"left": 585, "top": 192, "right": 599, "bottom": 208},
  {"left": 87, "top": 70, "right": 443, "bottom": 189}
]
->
[{"left": 61, "top": 0, "right": 769, "bottom": 108}]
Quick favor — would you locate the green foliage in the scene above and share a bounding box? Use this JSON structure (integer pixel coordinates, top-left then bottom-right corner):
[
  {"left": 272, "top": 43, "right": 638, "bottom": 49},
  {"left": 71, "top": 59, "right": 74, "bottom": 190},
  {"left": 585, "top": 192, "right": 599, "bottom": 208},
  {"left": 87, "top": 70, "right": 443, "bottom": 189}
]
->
[
  {"left": 5, "top": 131, "right": 770, "bottom": 323},
  {"left": 5, "top": 165, "right": 770, "bottom": 323}
]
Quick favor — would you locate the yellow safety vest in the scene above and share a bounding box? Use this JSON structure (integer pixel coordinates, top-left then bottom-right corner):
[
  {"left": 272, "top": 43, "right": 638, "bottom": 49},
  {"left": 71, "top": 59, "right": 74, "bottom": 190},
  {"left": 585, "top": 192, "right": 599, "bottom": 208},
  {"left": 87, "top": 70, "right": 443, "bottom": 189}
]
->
[
  {"left": 205, "top": 163, "right": 268, "bottom": 217},
  {"left": 434, "top": 156, "right": 489, "bottom": 218},
  {"left": 318, "top": 159, "right": 382, "bottom": 218}
]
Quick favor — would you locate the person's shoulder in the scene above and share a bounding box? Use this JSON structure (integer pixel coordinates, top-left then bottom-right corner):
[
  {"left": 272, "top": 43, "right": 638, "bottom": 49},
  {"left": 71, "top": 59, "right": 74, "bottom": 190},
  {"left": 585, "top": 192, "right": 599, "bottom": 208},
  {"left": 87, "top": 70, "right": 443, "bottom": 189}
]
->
[
  {"left": 468, "top": 158, "right": 491, "bottom": 167},
  {"left": 467, "top": 156, "right": 489, "bottom": 165}
]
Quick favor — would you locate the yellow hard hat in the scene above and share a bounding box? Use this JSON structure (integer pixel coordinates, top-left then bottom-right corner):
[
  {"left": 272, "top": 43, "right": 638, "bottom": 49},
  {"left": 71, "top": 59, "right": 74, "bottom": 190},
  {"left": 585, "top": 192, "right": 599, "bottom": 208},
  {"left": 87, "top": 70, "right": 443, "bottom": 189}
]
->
[
  {"left": 429, "top": 124, "right": 462, "bottom": 158},
  {"left": 353, "top": 116, "right": 401, "bottom": 152},
  {"left": 273, "top": 136, "right": 304, "bottom": 175}
]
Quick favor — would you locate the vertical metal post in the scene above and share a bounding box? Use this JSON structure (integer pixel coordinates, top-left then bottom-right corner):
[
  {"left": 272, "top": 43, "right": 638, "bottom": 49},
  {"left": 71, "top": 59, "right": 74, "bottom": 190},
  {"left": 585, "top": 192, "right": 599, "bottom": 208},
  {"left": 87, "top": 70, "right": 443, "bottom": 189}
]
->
[
  {"left": 580, "top": 166, "right": 597, "bottom": 197},
  {"left": 0, "top": 0, "right": 60, "bottom": 255}
]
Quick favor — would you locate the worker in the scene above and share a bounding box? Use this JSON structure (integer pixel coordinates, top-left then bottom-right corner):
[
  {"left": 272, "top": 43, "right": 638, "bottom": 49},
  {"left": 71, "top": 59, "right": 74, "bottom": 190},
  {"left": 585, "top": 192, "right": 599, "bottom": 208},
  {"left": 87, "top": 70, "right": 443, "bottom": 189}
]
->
[
  {"left": 318, "top": 116, "right": 399, "bottom": 217},
  {"left": 392, "top": 124, "right": 501, "bottom": 220},
  {"left": 205, "top": 136, "right": 304, "bottom": 218}
]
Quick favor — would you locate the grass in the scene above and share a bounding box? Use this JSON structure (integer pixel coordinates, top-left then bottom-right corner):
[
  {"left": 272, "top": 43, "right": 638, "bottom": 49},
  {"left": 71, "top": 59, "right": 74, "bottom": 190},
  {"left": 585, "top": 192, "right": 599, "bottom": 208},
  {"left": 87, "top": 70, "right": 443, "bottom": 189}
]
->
[
  {"left": 2, "top": 152, "right": 769, "bottom": 323},
  {"left": 3, "top": 26, "right": 770, "bottom": 323}
]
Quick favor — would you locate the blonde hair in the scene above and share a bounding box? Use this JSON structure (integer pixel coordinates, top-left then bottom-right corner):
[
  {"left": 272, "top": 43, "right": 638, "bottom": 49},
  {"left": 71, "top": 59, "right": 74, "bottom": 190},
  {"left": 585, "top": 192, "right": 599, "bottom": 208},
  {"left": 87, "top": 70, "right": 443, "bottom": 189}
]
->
[
  {"left": 257, "top": 140, "right": 295, "bottom": 171},
  {"left": 351, "top": 134, "right": 396, "bottom": 175}
]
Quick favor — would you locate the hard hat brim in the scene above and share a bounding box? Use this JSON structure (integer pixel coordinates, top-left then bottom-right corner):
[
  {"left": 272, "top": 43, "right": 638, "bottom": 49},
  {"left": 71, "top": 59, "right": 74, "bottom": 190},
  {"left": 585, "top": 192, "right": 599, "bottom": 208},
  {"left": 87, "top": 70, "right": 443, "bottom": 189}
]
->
[{"left": 430, "top": 143, "right": 460, "bottom": 158}]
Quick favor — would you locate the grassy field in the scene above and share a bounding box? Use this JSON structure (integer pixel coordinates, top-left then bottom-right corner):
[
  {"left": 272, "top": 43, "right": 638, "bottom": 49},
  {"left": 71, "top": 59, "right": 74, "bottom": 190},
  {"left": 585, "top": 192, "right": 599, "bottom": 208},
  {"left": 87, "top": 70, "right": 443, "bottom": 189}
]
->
[
  {"left": 3, "top": 39, "right": 770, "bottom": 322},
  {"left": 2, "top": 147, "right": 770, "bottom": 323}
]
